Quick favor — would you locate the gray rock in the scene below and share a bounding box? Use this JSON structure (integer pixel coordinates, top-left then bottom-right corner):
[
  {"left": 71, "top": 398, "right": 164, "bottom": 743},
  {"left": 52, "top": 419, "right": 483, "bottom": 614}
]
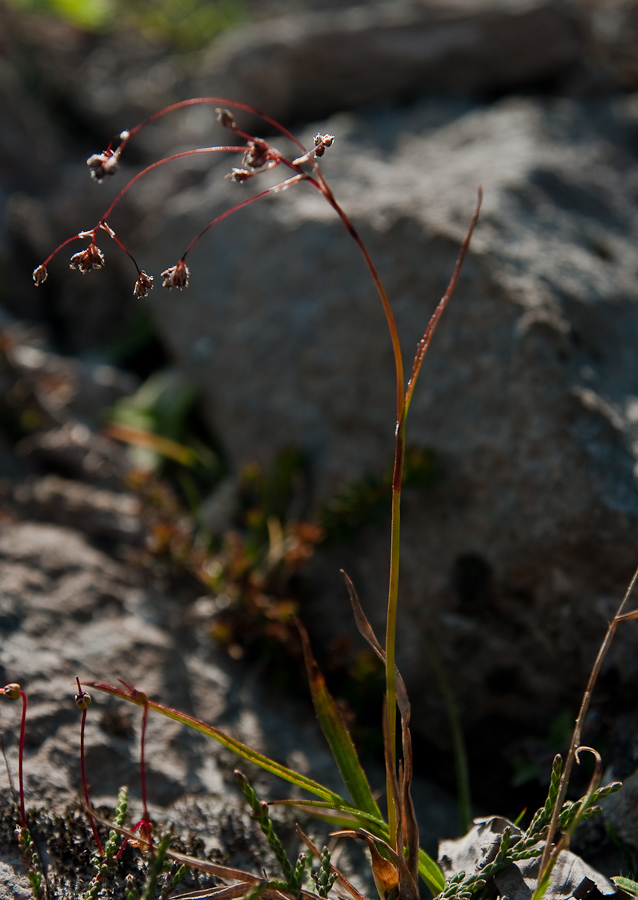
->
[
  {"left": 602, "top": 765, "right": 638, "bottom": 858},
  {"left": 12, "top": 475, "right": 143, "bottom": 543},
  {"left": 0, "top": 520, "right": 457, "bottom": 893},
  {"left": 138, "top": 93, "right": 638, "bottom": 747},
  {"left": 0, "top": 521, "right": 333, "bottom": 809},
  {"left": 439, "top": 817, "right": 619, "bottom": 900},
  {"left": 200, "top": 0, "right": 586, "bottom": 123}
]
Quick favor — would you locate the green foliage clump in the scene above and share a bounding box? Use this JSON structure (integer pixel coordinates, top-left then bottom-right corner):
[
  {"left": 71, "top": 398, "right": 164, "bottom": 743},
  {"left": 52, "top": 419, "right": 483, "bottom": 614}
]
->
[{"left": 5, "top": 0, "right": 247, "bottom": 49}]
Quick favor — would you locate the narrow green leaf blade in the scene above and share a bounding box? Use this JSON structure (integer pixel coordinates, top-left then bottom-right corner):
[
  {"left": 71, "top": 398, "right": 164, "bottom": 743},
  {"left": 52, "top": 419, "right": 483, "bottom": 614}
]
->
[
  {"left": 281, "top": 801, "right": 444, "bottom": 895},
  {"left": 418, "top": 847, "right": 446, "bottom": 895},
  {"left": 297, "top": 622, "right": 382, "bottom": 820},
  {"left": 86, "top": 681, "right": 347, "bottom": 805},
  {"left": 271, "top": 799, "right": 387, "bottom": 831}
]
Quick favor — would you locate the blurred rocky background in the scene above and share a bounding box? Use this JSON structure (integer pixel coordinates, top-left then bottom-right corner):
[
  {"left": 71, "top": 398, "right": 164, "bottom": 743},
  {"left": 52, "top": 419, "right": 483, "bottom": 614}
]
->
[{"left": 2, "top": 0, "right": 638, "bottom": 890}]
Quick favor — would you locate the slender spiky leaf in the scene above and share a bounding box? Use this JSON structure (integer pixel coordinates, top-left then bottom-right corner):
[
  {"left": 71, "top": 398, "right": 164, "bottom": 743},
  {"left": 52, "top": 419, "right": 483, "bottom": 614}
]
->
[
  {"left": 296, "top": 621, "right": 382, "bottom": 820},
  {"left": 85, "top": 681, "right": 347, "bottom": 805}
]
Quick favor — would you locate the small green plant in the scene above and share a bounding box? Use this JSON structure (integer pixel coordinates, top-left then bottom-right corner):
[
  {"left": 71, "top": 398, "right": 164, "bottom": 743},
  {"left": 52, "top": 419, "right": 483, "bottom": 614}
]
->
[
  {"left": 7, "top": 97, "right": 638, "bottom": 900},
  {"left": 4, "top": 0, "right": 247, "bottom": 48}
]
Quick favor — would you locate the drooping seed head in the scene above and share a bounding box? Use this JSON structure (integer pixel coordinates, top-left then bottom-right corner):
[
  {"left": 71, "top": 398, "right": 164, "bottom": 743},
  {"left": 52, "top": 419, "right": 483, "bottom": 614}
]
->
[
  {"left": 32, "top": 265, "right": 48, "bottom": 286},
  {"left": 134, "top": 271, "right": 154, "bottom": 297},
  {"left": 227, "top": 167, "right": 253, "bottom": 183},
  {"left": 216, "top": 108, "right": 237, "bottom": 130},
  {"left": 243, "top": 139, "right": 272, "bottom": 170},
  {"left": 87, "top": 150, "right": 120, "bottom": 183},
  {"left": 313, "top": 134, "right": 335, "bottom": 158},
  {"left": 161, "top": 259, "right": 189, "bottom": 290},
  {"left": 69, "top": 243, "right": 105, "bottom": 275}
]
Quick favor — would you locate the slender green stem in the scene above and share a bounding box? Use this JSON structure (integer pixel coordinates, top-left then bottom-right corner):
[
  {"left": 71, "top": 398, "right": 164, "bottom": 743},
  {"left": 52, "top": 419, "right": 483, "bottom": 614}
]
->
[
  {"left": 311, "top": 185, "right": 404, "bottom": 416},
  {"left": 385, "top": 416, "right": 406, "bottom": 844},
  {"left": 308, "top": 183, "right": 406, "bottom": 845}
]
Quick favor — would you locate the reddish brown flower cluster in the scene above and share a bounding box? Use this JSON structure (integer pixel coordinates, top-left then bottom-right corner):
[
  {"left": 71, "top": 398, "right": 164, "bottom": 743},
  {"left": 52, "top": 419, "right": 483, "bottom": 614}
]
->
[
  {"left": 161, "top": 259, "right": 189, "bottom": 289},
  {"left": 243, "top": 139, "right": 272, "bottom": 170},
  {"left": 86, "top": 131, "right": 129, "bottom": 183},
  {"left": 86, "top": 151, "right": 120, "bottom": 183},
  {"left": 227, "top": 167, "right": 253, "bottom": 183},
  {"left": 31, "top": 98, "right": 338, "bottom": 299},
  {"left": 134, "top": 271, "right": 154, "bottom": 298},
  {"left": 69, "top": 242, "right": 105, "bottom": 274},
  {"left": 313, "top": 133, "right": 335, "bottom": 158},
  {"left": 32, "top": 264, "right": 48, "bottom": 286},
  {"left": 216, "top": 108, "right": 237, "bottom": 130}
]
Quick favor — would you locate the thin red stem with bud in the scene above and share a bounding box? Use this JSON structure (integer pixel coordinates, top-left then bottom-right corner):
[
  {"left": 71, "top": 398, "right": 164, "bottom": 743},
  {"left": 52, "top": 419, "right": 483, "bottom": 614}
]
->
[
  {"left": 17, "top": 688, "right": 27, "bottom": 829},
  {"left": 75, "top": 676, "right": 103, "bottom": 855},
  {"left": 116, "top": 678, "right": 153, "bottom": 845}
]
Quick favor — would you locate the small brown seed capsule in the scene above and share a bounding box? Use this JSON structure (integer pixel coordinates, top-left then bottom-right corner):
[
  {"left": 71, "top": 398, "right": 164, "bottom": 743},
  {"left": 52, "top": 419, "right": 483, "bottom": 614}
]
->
[
  {"left": 33, "top": 264, "right": 48, "bottom": 286},
  {"left": 75, "top": 689, "right": 92, "bottom": 710},
  {"left": 216, "top": 108, "right": 237, "bottom": 130},
  {"left": 2, "top": 683, "right": 21, "bottom": 700}
]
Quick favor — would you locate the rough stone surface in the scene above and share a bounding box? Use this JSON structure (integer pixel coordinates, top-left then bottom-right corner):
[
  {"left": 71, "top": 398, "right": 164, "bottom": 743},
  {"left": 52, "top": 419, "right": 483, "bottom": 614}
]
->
[
  {"left": 135, "top": 94, "right": 638, "bottom": 750},
  {"left": 0, "top": 518, "right": 366, "bottom": 806},
  {"left": 602, "top": 764, "right": 638, "bottom": 858},
  {"left": 0, "top": 519, "right": 458, "bottom": 892},
  {"left": 439, "top": 817, "right": 619, "bottom": 900},
  {"left": 200, "top": 0, "right": 586, "bottom": 123}
]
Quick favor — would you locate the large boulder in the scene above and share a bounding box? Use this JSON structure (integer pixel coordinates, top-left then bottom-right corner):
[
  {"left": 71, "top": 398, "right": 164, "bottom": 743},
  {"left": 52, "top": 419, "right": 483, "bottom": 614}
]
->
[
  {"left": 138, "top": 93, "right": 638, "bottom": 757},
  {"left": 200, "top": 0, "right": 586, "bottom": 122}
]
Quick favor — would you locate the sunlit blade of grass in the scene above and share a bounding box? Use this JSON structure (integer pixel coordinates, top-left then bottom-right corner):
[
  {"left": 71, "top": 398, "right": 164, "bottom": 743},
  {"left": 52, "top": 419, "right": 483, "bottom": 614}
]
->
[
  {"left": 86, "top": 682, "right": 347, "bottom": 805},
  {"left": 297, "top": 621, "right": 382, "bottom": 820},
  {"left": 418, "top": 846, "right": 446, "bottom": 895},
  {"left": 270, "top": 799, "right": 386, "bottom": 831},
  {"left": 104, "top": 421, "right": 198, "bottom": 467}
]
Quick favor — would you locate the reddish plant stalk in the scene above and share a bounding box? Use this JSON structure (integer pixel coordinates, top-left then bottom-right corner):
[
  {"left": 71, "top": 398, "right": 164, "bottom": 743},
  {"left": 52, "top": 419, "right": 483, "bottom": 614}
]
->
[
  {"left": 181, "top": 173, "right": 306, "bottom": 260},
  {"left": 116, "top": 679, "right": 153, "bottom": 845},
  {"left": 75, "top": 677, "right": 103, "bottom": 855},
  {"left": 121, "top": 98, "right": 309, "bottom": 157},
  {"left": 17, "top": 688, "right": 27, "bottom": 829},
  {"left": 99, "top": 146, "right": 246, "bottom": 223},
  {"left": 140, "top": 699, "right": 150, "bottom": 826},
  {"left": 538, "top": 563, "right": 638, "bottom": 882}
]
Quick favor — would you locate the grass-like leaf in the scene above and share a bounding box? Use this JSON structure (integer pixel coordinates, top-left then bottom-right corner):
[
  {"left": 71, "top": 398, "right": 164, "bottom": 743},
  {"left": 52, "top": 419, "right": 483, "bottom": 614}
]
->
[
  {"left": 86, "top": 681, "right": 446, "bottom": 895},
  {"left": 297, "top": 621, "right": 382, "bottom": 820},
  {"left": 85, "top": 681, "right": 347, "bottom": 805},
  {"left": 419, "top": 847, "right": 446, "bottom": 894}
]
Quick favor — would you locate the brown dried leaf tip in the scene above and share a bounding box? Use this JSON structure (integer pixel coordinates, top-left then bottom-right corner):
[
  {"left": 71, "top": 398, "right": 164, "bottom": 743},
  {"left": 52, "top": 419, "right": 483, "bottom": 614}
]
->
[
  {"left": 32, "top": 264, "right": 48, "bottom": 286},
  {"left": 69, "top": 242, "right": 105, "bottom": 275},
  {"left": 161, "top": 259, "right": 189, "bottom": 289},
  {"left": 134, "top": 271, "right": 154, "bottom": 297}
]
